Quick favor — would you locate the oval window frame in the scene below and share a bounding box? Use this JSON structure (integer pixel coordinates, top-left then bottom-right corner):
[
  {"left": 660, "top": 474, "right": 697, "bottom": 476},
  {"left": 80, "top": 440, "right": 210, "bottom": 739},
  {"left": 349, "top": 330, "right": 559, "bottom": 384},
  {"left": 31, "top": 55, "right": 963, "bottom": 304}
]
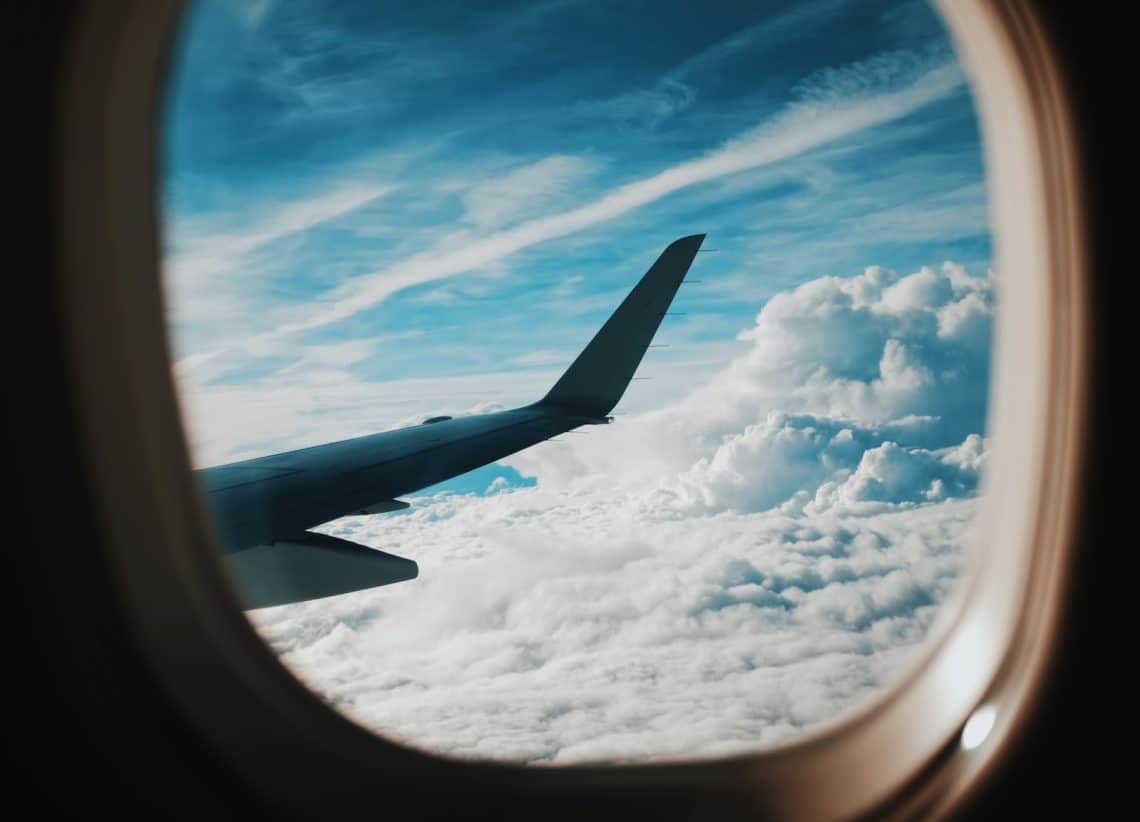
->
[{"left": 51, "top": 0, "right": 1089, "bottom": 817}]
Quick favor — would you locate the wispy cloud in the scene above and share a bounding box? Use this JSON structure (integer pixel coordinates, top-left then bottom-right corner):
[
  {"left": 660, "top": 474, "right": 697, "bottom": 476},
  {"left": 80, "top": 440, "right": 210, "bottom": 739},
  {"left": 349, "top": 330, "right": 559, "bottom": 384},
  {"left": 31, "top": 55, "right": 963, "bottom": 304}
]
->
[
  {"left": 572, "top": 0, "right": 851, "bottom": 130},
  {"left": 222, "top": 0, "right": 597, "bottom": 123},
  {"left": 165, "top": 178, "right": 395, "bottom": 333},
  {"left": 265, "top": 54, "right": 963, "bottom": 339},
  {"left": 671, "top": 0, "right": 853, "bottom": 83},
  {"left": 460, "top": 155, "right": 598, "bottom": 228}
]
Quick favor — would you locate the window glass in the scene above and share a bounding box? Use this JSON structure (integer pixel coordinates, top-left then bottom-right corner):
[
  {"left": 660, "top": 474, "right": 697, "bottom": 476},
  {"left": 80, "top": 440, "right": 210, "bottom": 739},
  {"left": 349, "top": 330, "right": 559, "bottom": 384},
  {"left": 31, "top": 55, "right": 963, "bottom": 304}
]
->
[{"left": 164, "top": 0, "right": 993, "bottom": 763}]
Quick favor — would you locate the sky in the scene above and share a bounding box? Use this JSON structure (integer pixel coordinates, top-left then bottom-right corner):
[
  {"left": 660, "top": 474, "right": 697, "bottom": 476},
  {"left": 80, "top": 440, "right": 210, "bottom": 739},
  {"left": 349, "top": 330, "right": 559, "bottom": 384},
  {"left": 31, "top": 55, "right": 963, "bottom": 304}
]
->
[{"left": 162, "top": 0, "right": 994, "bottom": 763}]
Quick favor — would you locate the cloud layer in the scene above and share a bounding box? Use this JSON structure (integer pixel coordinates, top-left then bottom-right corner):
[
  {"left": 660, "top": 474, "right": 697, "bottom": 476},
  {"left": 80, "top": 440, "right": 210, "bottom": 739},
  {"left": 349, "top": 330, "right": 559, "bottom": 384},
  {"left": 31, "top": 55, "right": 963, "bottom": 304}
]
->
[{"left": 247, "top": 260, "right": 992, "bottom": 764}]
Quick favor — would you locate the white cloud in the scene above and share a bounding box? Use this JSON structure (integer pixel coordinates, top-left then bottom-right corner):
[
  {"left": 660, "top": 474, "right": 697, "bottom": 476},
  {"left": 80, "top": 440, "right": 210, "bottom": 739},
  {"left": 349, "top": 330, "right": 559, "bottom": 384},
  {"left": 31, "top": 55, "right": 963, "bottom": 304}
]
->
[
  {"left": 253, "top": 494, "right": 976, "bottom": 763},
  {"left": 506, "top": 261, "right": 993, "bottom": 490},
  {"left": 653, "top": 414, "right": 985, "bottom": 517},
  {"left": 244, "top": 259, "right": 992, "bottom": 764},
  {"left": 573, "top": 0, "right": 853, "bottom": 131},
  {"left": 164, "top": 179, "right": 396, "bottom": 347},
  {"left": 461, "top": 155, "right": 597, "bottom": 228}
]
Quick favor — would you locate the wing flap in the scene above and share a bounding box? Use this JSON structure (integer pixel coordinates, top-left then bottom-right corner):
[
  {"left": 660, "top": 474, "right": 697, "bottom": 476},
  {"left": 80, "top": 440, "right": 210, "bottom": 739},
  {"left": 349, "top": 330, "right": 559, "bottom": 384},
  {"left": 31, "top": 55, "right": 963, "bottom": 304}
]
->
[
  {"left": 225, "top": 531, "right": 417, "bottom": 609},
  {"left": 351, "top": 499, "right": 410, "bottom": 515}
]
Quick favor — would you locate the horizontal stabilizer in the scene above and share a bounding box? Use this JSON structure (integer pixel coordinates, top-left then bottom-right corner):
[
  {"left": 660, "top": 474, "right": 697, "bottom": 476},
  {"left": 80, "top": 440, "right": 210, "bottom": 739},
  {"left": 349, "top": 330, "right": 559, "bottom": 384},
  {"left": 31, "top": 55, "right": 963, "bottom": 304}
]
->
[
  {"left": 226, "top": 531, "right": 417, "bottom": 609},
  {"left": 540, "top": 234, "right": 704, "bottom": 417}
]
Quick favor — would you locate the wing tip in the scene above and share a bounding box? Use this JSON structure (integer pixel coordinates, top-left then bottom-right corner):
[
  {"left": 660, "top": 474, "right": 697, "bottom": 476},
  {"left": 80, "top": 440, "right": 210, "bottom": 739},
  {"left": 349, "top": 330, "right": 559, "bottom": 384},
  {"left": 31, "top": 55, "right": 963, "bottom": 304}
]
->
[
  {"left": 537, "top": 233, "right": 706, "bottom": 417},
  {"left": 669, "top": 233, "right": 706, "bottom": 249}
]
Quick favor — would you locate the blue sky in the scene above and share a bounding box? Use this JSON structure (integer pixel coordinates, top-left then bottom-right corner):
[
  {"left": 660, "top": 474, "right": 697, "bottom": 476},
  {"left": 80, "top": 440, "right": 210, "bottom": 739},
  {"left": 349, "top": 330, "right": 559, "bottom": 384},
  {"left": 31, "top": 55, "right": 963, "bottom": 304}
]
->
[{"left": 163, "top": 0, "right": 989, "bottom": 466}]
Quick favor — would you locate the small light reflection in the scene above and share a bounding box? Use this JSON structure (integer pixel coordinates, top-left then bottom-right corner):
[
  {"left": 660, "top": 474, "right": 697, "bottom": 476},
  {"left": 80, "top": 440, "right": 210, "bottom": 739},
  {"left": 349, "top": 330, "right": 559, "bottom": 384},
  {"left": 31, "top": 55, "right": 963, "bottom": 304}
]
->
[{"left": 961, "top": 705, "right": 997, "bottom": 751}]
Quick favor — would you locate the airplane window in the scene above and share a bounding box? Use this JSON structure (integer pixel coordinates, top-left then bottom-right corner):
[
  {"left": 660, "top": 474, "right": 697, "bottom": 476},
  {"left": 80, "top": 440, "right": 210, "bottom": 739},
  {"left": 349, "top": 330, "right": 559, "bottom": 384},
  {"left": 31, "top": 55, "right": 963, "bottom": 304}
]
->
[{"left": 162, "top": 0, "right": 995, "bottom": 764}]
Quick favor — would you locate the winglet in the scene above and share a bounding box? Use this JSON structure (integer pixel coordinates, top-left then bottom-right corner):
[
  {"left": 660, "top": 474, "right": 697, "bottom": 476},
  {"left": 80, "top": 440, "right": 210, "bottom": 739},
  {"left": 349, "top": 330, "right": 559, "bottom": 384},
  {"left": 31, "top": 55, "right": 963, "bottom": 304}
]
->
[{"left": 538, "top": 234, "right": 704, "bottom": 417}]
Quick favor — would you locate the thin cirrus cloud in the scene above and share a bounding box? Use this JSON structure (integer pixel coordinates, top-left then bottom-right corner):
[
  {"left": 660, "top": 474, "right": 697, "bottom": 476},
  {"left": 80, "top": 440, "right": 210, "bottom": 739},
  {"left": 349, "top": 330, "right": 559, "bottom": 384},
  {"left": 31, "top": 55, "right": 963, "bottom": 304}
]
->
[
  {"left": 164, "top": 179, "right": 398, "bottom": 350},
  {"left": 166, "top": 49, "right": 980, "bottom": 466},
  {"left": 459, "top": 155, "right": 599, "bottom": 229},
  {"left": 167, "top": 179, "right": 394, "bottom": 286},
  {"left": 572, "top": 0, "right": 852, "bottom": 130},
  {"left": 266, "top": 55, "right": 964, "bottom": 339},
  {"left": 166, "top": 43, "right": 970, "bottom": 412},
  {"left": 168, "top": 48, "right": 964, "bottom": 346}
]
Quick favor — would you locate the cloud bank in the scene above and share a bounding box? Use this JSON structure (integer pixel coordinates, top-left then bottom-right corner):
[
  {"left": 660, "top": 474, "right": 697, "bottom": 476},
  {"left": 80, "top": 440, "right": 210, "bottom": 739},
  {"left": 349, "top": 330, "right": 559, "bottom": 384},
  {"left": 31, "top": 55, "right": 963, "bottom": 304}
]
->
[{"left": 247, "top": 260, "right": 992, "bottom": 763}]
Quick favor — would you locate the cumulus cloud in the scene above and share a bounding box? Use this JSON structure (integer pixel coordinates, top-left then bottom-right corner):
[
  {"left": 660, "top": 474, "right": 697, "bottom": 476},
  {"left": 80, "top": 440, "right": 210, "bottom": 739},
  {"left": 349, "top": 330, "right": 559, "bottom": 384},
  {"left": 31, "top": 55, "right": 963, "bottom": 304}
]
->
[
  {"left": 507, "top": 261, "right": 993, "bottom": 490},
  {"left": 246, "top": 260, "right": 992, "bottom": 764},
  {"left": 654, "top": 415, "right": 985, "bottom": 517}
]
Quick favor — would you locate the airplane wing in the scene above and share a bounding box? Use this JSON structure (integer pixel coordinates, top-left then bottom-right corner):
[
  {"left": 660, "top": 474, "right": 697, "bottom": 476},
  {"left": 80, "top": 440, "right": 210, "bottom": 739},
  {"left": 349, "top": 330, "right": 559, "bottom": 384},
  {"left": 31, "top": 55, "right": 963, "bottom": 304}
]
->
[{"left": 197, "top": 234, "right": 705, "bottom": 608}]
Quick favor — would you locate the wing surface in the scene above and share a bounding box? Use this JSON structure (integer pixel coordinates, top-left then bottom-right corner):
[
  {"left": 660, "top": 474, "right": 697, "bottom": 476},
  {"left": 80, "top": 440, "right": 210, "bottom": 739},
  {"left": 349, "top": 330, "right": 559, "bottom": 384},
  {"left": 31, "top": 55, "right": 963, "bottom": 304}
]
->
[{"left": 198, "top": 236, "right": 703, "bottom": 607}]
